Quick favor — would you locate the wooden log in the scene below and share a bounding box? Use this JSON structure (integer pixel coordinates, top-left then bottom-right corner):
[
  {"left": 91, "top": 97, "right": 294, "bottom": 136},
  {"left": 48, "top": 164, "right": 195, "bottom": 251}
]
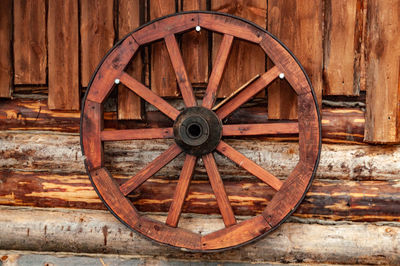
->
[
  {"left": 0, "top": 132, "right": 399, "bottom": 181},
  {"left": 323, "top": 0, "right": 363, "bottom": 95},
  {"left": 267, "top": 0, "right": 323, "bottom": 119},
  {"left": 364, "top": 0, "right": 400, "bottom": 143},
  {"left": 0, "top": 98, "right": 365, "bottom": 143},
  {"left": 211, "top": 0, "right": 267, "bottom": 98},
  {"left": 149, "top": 0, "right": 178, "bottom": 97},
  {"left": 0, "top": 0, "right": 12, "bottom": 98},
  {"left": 0, "top": 206, "right": 398, "bottom": 264},
  {"left": 80, "top": 0, "right": 115, "bottom": 88},
  {"left": 0, "top": 171, "right": 399, "bottom": 222},
  {"left": 118, "top": 0, "right": 143, "bottom": 120},
  {"left": 48, "top": 0, "right": 79, "bottom": 110},
  {"left": 13, "top": 0, "right": 47, "bottom": 85}
]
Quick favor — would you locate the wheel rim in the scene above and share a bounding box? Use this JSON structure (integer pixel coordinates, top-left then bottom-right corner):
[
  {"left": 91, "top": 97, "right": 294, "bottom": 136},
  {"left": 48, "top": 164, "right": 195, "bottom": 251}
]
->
[{"left": 80, "top": 11, "right": 321, "bottom": 251}]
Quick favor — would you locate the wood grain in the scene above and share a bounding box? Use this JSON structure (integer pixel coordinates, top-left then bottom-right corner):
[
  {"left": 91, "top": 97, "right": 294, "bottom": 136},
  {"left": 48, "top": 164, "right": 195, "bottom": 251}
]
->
[
  {"left": 323, "top": 0, "right": 363, "bottom": 96},
  {"left": 13, "top": 0, "right": 47, "bottom": 84},
  {"left": 101, "top": 128, "right": 173, "bottom": 141},
  {"left": 48, "top": 0, "right": 79, "bottom": 110},
  {"left": 222, "top": 122, "right": 299, "bottom": 136},
  {"left": 181, "top": 0, "right": 208, "bottom": 85},
  {"left": 149, "top": 0, "right": 178, "bottom": 97},
  {"left": 364, "top": 0, "right": 400, "bottom": 143},
  {"left": 0, "top": 0, "right": 12, "bottom": 98},
  {"left": 118, "top": 0, "right": 143, "bottom": 120},
  {"left": 267, "top": 0, "right": 323, "bottom": 119},
  {"left": 211, "top": 0, "right": 267, "bottom": 98},
  {"left": 80, "top": 0, "right": 115, "bottom": 87}
]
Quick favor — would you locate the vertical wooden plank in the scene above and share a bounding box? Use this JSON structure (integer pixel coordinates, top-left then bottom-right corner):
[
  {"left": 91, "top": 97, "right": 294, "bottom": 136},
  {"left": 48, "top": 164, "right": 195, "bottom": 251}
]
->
[
  {"left": 364, "top": 0, "right": 400, "bottom": 143},
  {"left": 267, "top": 0, "right": 323, "bottom": 119},
  {"left": 211, "top": 0, "right": 267, "bottom": 98},
  {"left": 118, "top": 0, "right": 143, "bottom": 119},
  {"left": 0, "top": 0, "right": 12, "bottom": 98},
  {"left": 181, "top": 0, "right": 208, "bottom": 86},
  {"left": 323, "top": 0, "right": 362, "bottom": 96},
  {"left": 150, "top": 0, "right": 178, "bottom": 97},
  {"left": 80, "top": 0, "right": 115, "bottom": 87},
  {"left": 48, "top": 0, "right": 79, "bottom": 110},
  {"left": 13, "top": 0, "right": 47, "bottom": 85}
]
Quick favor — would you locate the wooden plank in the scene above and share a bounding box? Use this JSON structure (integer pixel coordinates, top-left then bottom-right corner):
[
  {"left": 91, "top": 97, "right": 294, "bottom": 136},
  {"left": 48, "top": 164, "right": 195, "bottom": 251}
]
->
[
  {"left": 80, "top": 0, "right": 115, "bottom": 88},
  {"left": 48, "top": 0, "right": 79, "bottom": 110},
  {"left": 211, "top": 0, "right": 267, "bottom": 98},
  {"left": 0, "top": 0, "right": 12, "bottom": 98},
  {"left": 0, "top": 206, "right": 399, "bottom": 264},
  {"left": 149, "top": 0, "right": 178, "bottom": 97},
  {"left": 222, "top": 122, "right": 299, "bottom": 136},
  {"left": 323, "top": 0, "right": 362, "bottom": 95},
  {"left": 13, "top": 0, "right": 47, "bottom": 85},
  {"left": 101, "top": 128, "right": 173, "bottom": 141},
  {"left": 181, "top": 0, "right": 208, "bottom": 86},
  {"left": 1, "top": 171, "right": 400, "bottom": 222},
  {"left": 118, "top": 0, "right": 143, "bottom": 120},
  {"left": 364, "top": 0, "right": 400, "bottom": 143},
  {"left": 267, "top": 0, "right": 323, "bottom": 119}
]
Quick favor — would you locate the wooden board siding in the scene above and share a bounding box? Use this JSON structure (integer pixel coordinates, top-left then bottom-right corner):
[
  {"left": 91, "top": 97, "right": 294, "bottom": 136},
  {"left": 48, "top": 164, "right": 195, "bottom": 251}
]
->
[
  {"left": 118, "top": 0, "right": 143, "bottom": 120},
  {"left": 323, "top": 0, "right": 363, "bottom": 96},
  {"left": 211, "top": 0, "right": 267, "bottom": 98},
  {"left": 181, "top": 0, "right": 208, "bottom": 86},
  {"left": 150, "top": 0, "right": 178, "bottom": 97},
  {"left": 0, "top": 0, "right": 12, "bottom": 98},
  {"left": 48, "top": 0, "right": 80, "bottom": 110},
  {"left": 267, "top": 0, "right": 323, "bottom": 119},
  {"left": 13, "top": 0, "right": 47, "bottom": 85},
  {"left": 80, "top": 0, "right": 115, "bottom": 88},
  {"left": 364, "top": 0, "right": 400, "bottom": 143}
]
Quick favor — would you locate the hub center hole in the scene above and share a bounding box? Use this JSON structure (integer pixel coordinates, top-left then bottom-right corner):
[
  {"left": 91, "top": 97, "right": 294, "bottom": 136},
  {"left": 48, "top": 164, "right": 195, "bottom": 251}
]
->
[{"left": 187, "top": 123, "right": 202, "bottom": 138}]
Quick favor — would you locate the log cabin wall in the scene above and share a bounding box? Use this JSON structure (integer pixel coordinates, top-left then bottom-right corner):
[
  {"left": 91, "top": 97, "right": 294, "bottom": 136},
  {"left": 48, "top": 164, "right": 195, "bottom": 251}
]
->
[{"left": 0, "top": 0, "right": 399, "bottom": 265}]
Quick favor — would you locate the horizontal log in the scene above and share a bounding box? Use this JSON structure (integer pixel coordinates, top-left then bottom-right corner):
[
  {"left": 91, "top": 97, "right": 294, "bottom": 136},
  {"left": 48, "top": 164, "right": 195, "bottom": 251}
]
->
[
  {"left": 0, "top": 132, "right": 399, "bottom": 181},
  {"left": 0, "top": 99, "right": 364, "bottom": 144},
  {"left": 0, "top": 171, "right": 399, "bottom": 222},
  {"left": 0, "top": 206, "right": 398, "bottom": 264}
]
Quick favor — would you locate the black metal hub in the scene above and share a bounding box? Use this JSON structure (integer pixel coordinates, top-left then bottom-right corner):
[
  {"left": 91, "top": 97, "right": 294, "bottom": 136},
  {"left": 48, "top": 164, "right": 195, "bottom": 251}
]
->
[{"left": 173, "top": 107, "right": 222, "bottom": 156}]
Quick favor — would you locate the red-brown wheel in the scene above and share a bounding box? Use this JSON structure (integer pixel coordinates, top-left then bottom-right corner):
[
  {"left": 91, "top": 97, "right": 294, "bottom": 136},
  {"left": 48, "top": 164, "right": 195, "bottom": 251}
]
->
[{"left": 81, "top": 12, "right": 321, "bottom": 251}]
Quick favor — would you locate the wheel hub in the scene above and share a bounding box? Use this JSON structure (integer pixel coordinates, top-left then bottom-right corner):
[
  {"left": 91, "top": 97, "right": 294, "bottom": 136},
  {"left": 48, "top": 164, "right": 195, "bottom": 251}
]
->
[{"left": 173, "top": 107, "right": 222, "bottom": 156}]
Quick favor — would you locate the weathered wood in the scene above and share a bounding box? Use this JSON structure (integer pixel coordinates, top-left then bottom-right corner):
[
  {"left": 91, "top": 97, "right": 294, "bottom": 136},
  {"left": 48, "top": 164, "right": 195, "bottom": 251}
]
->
[
  {"left": 1, "top": 171, "right": 399, "bottom": 222},
  {"left": 181, "top": 0, "right": 208, "bottom": 85},
  {"left": 3, "top": 132, "right": 399, "bottom": 181},
  {"left": 222, "top": 122, "right": 299, "bottom": 136},
  {"left": 0, "top": 0, "right": 12, "bottom": 98},
  {"left": 211, "top": 0, "right": 267, "bottom": 98},
  {"left": 101, "top": 128, "right": 173, "bottom": 141},
  {"left": 13, "top": 0, "right": 47, "bottom": 85},
  {"left": 149, "top": 0, "right": 178, "bottom": 97},
  {"left": 267, "top": 0, "right": 323, "bottom": 119},
  {"left": 364, "top": 0, "right": 400, "bottom": 143},
  {"left": 0, "top": 99, "right": 365, "bottom": 143},
  {"left": 0, "top": 206, "right": 398, "bottom": 264},
  {"left": 323, "top": 0, "right": 362, "bottom": 96},
  {"left": 118, "top": 0, "right": 143, "bottom": 120},
  {"left": 80, "top": 0, "right": 115, "bottom": 87},
  {"left": 48, "top": 0, "right": 79, "bottom": 110}
]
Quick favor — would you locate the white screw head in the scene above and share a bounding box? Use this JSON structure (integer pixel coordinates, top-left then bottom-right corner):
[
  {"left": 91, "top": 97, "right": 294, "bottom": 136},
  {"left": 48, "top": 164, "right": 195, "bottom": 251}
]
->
[
  {"left": 279, "top": 73, "right": 285, "bottom": 79},
  {"left": 114, "top": 78, "right": 120, "bottom": 84},
  {"left": 195, "top": 25, "right": 201, "bottom": 32}
]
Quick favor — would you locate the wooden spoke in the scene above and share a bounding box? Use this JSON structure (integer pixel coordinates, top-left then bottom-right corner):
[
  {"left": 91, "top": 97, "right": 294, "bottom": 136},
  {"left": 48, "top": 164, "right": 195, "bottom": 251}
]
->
[
  {"left": 202, "top": 153, "right": 236, "bottom": 227},
  {"left": 216, "top": 141, "right": 283, "bottom": 191},
  {"left": 215, "top": 66, "right": 280, "bottom": 120},
  {"left": 120, "top": 144, "right": 182, "bottom": 196},
  {"left": 165, "top": 155, "right": 197, "bottom": 227},
  {"left": 164, "top": 34, "right": 197, "bottom": 107},
  {"left": 202, "top": 34, "right": 234, "bottom": 109},
  {"left": 223, "top": 122, "right": 299, "bottom": 136},
  {"left": 119, "top": 72, "right": 180, "bottom": 120},
  {"left": 101, "top": 128, "right": 173, "bottom": 141}
]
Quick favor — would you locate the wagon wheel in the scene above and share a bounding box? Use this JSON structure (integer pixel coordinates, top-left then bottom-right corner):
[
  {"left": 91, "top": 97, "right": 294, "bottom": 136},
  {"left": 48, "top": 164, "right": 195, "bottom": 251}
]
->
[{"left": 81, "top": 12, "right": 321, "bottom": 251}]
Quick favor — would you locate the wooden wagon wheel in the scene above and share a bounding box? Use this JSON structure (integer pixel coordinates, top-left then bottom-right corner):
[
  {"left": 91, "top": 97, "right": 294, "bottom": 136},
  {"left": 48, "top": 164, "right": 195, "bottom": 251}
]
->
[{"left": 81, "top": 12, "right": 321, "bottom": 251}]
